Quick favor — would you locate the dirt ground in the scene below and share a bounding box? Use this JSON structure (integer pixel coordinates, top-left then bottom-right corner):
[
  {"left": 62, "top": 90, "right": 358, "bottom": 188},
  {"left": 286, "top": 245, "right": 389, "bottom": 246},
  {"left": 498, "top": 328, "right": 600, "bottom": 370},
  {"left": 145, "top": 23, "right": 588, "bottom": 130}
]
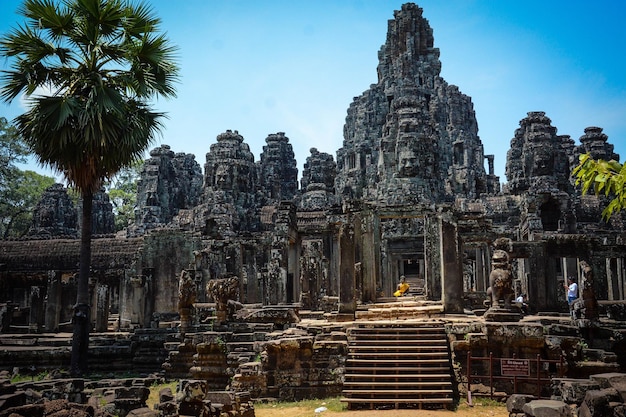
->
[{"left": 255, "top": 402, "right": 508, "bottom": 417}]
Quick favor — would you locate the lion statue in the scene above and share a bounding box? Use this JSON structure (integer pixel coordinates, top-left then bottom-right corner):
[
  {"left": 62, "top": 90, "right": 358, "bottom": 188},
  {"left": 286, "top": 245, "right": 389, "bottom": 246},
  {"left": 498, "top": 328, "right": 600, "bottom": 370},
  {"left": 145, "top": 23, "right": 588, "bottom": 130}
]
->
[{"left": 487, "top": 248, "right": 514, "bottom": 309}]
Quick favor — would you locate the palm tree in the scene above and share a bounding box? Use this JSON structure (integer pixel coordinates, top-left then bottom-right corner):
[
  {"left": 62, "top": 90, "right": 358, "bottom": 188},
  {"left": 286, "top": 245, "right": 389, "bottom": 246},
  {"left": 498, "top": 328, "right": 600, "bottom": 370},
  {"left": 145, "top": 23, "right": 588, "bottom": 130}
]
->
[{"left": 0, "top": 0, "right": 178, "bottom": 376}]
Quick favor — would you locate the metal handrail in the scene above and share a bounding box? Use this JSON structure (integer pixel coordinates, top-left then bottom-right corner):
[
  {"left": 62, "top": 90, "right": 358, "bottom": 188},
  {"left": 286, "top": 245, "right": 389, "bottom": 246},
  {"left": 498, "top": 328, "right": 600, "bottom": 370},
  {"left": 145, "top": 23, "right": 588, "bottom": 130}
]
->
[{"left": 466, "top": 352, "right": 565, "bottom": 405}]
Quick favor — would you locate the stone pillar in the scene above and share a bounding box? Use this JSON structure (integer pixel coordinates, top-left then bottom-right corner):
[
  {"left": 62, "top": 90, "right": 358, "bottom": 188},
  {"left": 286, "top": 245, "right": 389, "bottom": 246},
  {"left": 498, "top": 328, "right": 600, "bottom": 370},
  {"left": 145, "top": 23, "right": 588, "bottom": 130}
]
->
[
  {"left": 189, "top": 335, "right": 229, "bottom": 389},
  {"left": 45, "top": 270, "right": 62, "bottom": 332},
  {"left": 475, "top": 245, "right": 488, "bottom": 292},
  {"left": 590, "top": 255, "right": 608, "bottom": 300},
  {"left": 273, "top": 202, "right": 296, "bottom": 304},
  {"left": 29, "top": 286, "right": 45, "bottom": 333},
  {"left": 361, "top": 212, "right": 380, "bottom": 302},
  {"left": 617, "top": 258, "right": 625, "bottom": 300},
  {"left": 94, "top": 284, "right": 110, "bottom": 333},
  {"left": 0, "top": 303, "right": 11, "bottom": 333},
  {"left": 563, "top": 258, "right": 577, "bottom": 282},
  {"left": 179, "top": 308, "right": 194, "bottom": 335},
  {"left": 440, "top": 219, "right": 464, "bottom": 313},
  {"left": 528, "top": 246, "right": 548, "bottom": 311},
  {"left": 88, "top": 276, "right": 97, "bottom": 331},
  {"left": 607, "top": 258, "right": 616, "bottom": 301},
  {"left": 60, "top": 275, "right": 78, "bottom": 329},
  {"left": 120, "top": 274, "right": 146, "bottom": 329},
  {"left": 424, "top": 215, "right": 441, "bottom": 300},
  {"left": 288, "top": 238, "right": 299, "bottom": 304},
  {"left": 338, "top": 222, "right": 355, "bottom": 317},
  {"left": 610, "top": 258, "right": 624, "bottom": 300}
]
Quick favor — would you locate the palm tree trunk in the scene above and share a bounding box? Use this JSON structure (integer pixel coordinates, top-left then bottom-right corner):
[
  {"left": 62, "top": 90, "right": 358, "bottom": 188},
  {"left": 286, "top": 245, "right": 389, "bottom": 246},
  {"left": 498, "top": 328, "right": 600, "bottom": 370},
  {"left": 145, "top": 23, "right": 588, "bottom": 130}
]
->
[{"left": 71, "top": 189, "right": 93, "bottom": 376}]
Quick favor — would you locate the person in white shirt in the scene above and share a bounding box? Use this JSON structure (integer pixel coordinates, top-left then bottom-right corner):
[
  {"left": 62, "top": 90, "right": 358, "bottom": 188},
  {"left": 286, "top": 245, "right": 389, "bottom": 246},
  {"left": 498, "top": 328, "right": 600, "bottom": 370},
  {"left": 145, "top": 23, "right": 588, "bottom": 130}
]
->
[
  {"left": 565, "top": 277, "right": 578, "bottom": 305},
  {"left": 564, "top": 276, "right": 578, "bottom": 318},
  {"left": 515, "top": 293, "right": 528, "bottom": 314}
]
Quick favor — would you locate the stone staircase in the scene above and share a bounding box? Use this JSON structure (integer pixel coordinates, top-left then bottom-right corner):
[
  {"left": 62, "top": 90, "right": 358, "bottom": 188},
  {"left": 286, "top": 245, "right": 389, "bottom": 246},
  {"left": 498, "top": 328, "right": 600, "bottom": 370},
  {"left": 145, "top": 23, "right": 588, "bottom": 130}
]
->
[{"left": 341, "top": 321, "right": 456, "bottom": 410}]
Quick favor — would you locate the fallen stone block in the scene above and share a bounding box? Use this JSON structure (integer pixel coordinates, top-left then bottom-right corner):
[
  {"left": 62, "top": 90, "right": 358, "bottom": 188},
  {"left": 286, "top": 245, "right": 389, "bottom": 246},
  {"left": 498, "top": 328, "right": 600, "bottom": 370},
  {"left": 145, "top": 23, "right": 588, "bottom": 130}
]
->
[{"left": 522, "top": 399, "right": 573, "bottom": 417}]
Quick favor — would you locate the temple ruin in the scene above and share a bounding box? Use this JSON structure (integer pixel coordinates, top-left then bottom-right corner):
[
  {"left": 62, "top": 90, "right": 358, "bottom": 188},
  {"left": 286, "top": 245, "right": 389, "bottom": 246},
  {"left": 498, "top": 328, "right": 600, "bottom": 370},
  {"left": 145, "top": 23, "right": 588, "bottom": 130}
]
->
[{"left": 1, "top": 2, "right": 626, "bottom": 413}]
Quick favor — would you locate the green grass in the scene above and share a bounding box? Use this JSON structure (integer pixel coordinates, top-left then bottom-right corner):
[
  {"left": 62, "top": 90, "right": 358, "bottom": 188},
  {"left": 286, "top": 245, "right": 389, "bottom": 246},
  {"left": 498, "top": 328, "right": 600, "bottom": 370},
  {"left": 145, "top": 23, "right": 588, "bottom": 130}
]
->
[
  {"left": 466, "top": 396, "right": 505, "bottom": 407},
  {"left": 255, "top": 397, "right": 345, "bottom": 412},
  {"left": 147, "top": 380, "right": 178, "bottom": 409},
  {"left": 10, "top": 371, "right": 49, "bottom": 384}
]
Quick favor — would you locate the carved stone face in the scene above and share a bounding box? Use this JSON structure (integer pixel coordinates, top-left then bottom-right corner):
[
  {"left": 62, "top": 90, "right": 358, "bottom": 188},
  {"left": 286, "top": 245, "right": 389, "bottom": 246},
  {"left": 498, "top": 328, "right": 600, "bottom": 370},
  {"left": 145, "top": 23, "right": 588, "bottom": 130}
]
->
[
  {"left": 532, "top": 146, "right": 554, "bottom": 176},
  {"left": 215, "top": 165, "right": 233, "bottom": 190},
  {"left": 397, "top": 148, "right": 418, "bottom": 177}
]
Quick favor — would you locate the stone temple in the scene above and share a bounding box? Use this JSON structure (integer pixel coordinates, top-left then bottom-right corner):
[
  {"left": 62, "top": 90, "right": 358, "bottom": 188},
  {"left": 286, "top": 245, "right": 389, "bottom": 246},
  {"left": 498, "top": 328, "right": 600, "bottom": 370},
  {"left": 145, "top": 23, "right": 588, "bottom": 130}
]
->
[{"left": 1, "top": 2, "right": 626, "bottom": 412}]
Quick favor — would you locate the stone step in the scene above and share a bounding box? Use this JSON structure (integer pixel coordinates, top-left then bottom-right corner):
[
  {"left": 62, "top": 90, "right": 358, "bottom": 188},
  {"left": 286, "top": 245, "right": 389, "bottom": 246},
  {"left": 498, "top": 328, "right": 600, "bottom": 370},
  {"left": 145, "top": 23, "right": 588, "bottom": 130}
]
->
[
  {"left": 341, "top": 321, "right": 454, "bottom": 410},
  {"left": 343, "top": 389, "right": 453, "bottom": 396},
  {"left": 344, "top": 381, "right": 452, "bottom": 388},
  {"left": 349, "top": 341, "right": 447, "bottom": 348},
  {"left": 349, "top": 327, "right": 446, "bottom": 333},
  {"left": 349, "top": 330, "right": 445, "bottom": 336},
  {"left": 342, "top": 397, "right": 454, "bottom": 403},
  {"left": 344, "top": 366, "right": 451, "bottom": 374},
  {"left": 348, "top": 325, "right": 446, "bottom": 332},
  {"left": 229, "top": 333, "right": 255, "bottom": 342},
  {"left": 346, "top": 358, "right": 450, "bottom": 365},
  {"left": 299, "top": 310, "right": 326, "bottom": 320},
  {"left": 346, "top": 373, "right": 450, "bottom": 380},
  {"left": 226, "top": 341, "right": 257, "bottom": 352}
]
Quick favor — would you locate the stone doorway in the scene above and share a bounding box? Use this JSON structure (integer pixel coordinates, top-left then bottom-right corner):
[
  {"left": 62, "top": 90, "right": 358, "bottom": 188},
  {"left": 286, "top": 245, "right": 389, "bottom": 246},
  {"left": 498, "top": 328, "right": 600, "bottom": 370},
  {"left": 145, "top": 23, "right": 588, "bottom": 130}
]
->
[
  {"left": 399, "top": 257, "right": 425, "bottom": 296},
  {"left": 382, "top": 237, "right": 426, "bottom": 298}
]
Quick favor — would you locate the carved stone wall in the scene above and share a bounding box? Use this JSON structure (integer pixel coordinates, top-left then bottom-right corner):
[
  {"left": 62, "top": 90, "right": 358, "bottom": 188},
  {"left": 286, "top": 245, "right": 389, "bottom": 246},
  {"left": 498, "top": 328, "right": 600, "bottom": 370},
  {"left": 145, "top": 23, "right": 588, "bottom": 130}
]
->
[
  {"left": 180, "top": 130, "right": 262, "bottom": 236},
  {"left": 29, "top": 184, "right": 77, "bottom": 238},
  {"left": 2, "top": 2, "right": 626, "bottom": 336},
  {"left": 336, "top": 3, "right": 493, "bottom": 205},
  {"left": 576, "top": 126, "right": 619, "bottom": 162},
  {"left": 258, "top": 132, "right": 298, "bottom": 203},
  {"left": 134, "top": 145, "right": 203, "bottom": 231},
  {"left": 505, "top": 112, "right": 574, "bottom": 195},
  {"left": 298, "top": 148, "right": 338, "bottom": 211}
]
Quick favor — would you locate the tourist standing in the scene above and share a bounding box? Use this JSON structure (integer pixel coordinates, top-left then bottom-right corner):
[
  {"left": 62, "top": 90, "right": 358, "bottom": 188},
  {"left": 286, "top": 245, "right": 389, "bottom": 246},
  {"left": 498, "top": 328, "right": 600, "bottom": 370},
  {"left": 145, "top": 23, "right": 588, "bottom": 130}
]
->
[
  {"left": 565, "top": 276, "right": 578, "bottom": 317},
  {"left": 565, "top": 277, "right": 578, "bottom": 305}
]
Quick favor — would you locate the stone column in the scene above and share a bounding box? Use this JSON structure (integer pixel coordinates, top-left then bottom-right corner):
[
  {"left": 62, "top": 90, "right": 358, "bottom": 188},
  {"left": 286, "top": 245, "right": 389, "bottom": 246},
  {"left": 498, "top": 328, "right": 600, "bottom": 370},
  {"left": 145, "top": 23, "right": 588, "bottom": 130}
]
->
[
  {"left": 338, "top": 221, "right": 355, "bottom": 318},
  {"left": 94, "top": 284, "right": 110, "bottom": 333},
  {"left": 288, "top": 238, "right": 299, "bottom": 304},
  {"left": 45, "top": 270, "right": 62, "bottom": 332},
  {"left": 481, "top": 244, "right": 491, "bottom": 292},
  {"left": 120, "top": 274, "right": 146, "bottom": 329},
  {"left": 360, "top": 212, "right": 379, "bottom": 302},
  {"left": 606, "top": 258, "right": 624, "bottom": 300},
  {"left": 562, "top": 258, "right": 578, "bottom": 283},
  {"left": 440, "top": 219, "right": 464, "bottom": 313},
  {"left": 424, "top": 215, "right": 441, "bottom": 300},
  {"left": 29, "top": 286, "right": 45, "bottom": 333},
  {"left": 60, "top": 276, "right": 78, "bottom": 329},
  {"left": 526, "top": 245, "right": 548, "bottom": 311}
]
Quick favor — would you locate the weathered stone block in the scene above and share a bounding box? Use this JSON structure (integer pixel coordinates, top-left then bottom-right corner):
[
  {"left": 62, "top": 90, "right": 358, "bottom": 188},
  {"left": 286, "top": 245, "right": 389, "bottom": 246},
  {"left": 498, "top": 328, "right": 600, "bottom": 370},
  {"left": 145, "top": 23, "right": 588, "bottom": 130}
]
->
[
  {"left": 507, "top": 393, "right": 537, "bottom": 413},
  {"left": 127, "top": 407, "right": 159, "bottom": 417},
  {"left": 522, "top": 399, "right": 572, "bottom": 417},
  {"left": 590, "top": 373, "right": 626, "bottom": 402},
  {"left": 578, "top": 388, "right": 621, "bottom": 417},
  {"left": 0, "top": 390, "right": 26, "bottom": 412},
  {"left": 551, "top": 378, "right": 600, "bottom": 405}
]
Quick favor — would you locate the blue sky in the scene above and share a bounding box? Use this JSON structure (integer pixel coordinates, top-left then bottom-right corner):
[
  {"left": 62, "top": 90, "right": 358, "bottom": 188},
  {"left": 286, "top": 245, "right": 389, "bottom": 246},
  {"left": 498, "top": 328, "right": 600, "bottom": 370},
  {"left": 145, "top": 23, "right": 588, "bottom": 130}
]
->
[{"left": 0, "top": 0, "right": 624, "bottom": 184}]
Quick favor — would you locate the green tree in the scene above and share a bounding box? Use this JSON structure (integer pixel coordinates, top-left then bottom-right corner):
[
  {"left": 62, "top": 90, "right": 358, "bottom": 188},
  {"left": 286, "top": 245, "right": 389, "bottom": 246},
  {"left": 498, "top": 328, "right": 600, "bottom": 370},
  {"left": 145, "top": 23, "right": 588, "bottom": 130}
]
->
[
  {"left": 1, "top": 170, "right": 56, "bottom": 238},
  {"left": 0, "top": 0, "right": 178, "bottom": 375},
  {"left": 573, "top": 153, "right": 626, "bottom": 220},
  {"left": 106, "top": 160, "right": 143, "bottom": 231},
  {"left": 0, "top": 116, "right": 56, "bottom": 238},
  {"left": 0, "top": 116, "right": 28, "bottom": 179}
]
